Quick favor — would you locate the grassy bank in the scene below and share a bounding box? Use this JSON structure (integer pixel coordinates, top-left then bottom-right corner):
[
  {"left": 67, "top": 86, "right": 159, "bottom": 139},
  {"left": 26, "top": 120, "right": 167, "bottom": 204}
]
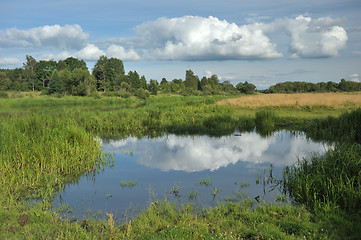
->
[{"left": 0, "top": 93, "right": 360, "bottom": 239}]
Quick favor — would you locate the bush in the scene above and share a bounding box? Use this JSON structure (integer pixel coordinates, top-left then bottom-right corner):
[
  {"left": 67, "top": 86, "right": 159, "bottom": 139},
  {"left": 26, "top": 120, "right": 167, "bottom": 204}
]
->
[
  {"left": 0, "top": 91, "right": 9, "bottom": 98},
  {"left": 134, "top": 88, "right": 150, "bottom": 99}
]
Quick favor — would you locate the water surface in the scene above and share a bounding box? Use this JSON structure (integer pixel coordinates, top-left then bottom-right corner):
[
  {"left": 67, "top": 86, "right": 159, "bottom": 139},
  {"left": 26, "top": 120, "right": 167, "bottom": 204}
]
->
[{"left": 53, "top": 130, "right": 328, "bottom": 222}]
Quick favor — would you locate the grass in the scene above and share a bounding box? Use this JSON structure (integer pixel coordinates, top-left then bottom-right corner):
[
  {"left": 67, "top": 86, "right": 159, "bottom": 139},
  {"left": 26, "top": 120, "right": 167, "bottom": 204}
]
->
[
  {"left": 121, "top": 180, "right": 137, "bottom": 188},
  {"left": 0, "top": 92, "right": 361, "bottom": 239},
  {"left": 217, "top": 92, "right": 361, "bottom": 109}
]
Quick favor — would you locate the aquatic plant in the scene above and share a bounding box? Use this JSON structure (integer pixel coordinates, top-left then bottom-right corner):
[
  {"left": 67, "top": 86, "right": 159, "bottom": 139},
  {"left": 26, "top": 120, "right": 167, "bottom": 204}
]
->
[
  {"left": 121, "top": 180, "right": 137, "bottom": 188},
  {"left": 199, "top": 177, "right": 212, "bottom": 187},
  {"left": 188, "top": 190, "right": 199, "bottom": 200},
  {"left": 255, "top": 109, "right": 278, "bottom": 136},
  {"left": 285, "top": 143, "right": 361, "bottom": 213}
]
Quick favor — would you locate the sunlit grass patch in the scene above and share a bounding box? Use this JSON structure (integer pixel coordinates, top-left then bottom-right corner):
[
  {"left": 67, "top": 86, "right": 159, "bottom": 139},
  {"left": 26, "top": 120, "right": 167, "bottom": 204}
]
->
[{"left": 217, "top": 92, "right": 361, "bottom": 109}]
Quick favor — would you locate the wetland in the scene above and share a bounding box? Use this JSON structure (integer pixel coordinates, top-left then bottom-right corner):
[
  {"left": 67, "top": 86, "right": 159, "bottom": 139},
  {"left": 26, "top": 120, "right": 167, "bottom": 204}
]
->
[{"left": 1, "top": 93, "right": 360, "bottom": 239}]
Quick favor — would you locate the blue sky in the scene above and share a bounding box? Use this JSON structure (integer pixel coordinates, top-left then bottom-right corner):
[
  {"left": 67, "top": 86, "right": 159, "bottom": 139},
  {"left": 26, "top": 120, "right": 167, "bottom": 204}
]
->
[{"left": 1, "top": 0, "right": 360, "bottom": 88}]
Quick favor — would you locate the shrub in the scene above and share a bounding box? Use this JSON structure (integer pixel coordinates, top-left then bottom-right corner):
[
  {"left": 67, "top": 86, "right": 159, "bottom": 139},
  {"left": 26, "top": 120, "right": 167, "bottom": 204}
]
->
[{"left": 0, "top": 91, "right": 9, "bottom": 98}]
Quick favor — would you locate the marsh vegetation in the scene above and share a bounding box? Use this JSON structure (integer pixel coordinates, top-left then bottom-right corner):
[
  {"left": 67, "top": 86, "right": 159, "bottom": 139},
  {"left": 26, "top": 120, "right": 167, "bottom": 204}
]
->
[{"left": 0, "top": 93, "right": 360, "bottom": 239}]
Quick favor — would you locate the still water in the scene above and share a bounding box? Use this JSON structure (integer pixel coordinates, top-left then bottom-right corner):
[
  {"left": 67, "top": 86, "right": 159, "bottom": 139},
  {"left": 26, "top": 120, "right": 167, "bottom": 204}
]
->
[{"left": 53, "top": 130, "right": 328, "bottom": 222}]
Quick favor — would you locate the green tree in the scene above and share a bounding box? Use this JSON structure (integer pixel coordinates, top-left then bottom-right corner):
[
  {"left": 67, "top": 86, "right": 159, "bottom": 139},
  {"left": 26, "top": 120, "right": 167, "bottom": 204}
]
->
[
  {"left": 92, "top": 56, "right": 125, "bottom": 91},
  {"left": 64, "top": 57, "right": 87, "bottom": 71},
  {"left": 59, "top": 69, "right": 73, "bottom": 94},
  {"left": 36, "top": 60, "right": 57, "bottom": 88},
  {"left": 120, "top": 82, "right": 131, "bottom": 92},
  {"left": 2, "top": 68, "right": 27, "bottom": 91},
  {"left": 48, "top": 70, "right": 64, "bottom": 94},
  {"left": 72, "top": 68, "right": 94, "bottom": 96},
  {"left": 0, "top": 72, "right": 11, "bottom": 90},
  {"left": 160, "top": 78, "right": 168, "bottom": 85},
  {"left": 222, "top": 81, "right": 236, "bottom": 93},
  {"left": 148, "top": 79, "right": 159, "bottom": 95},
  {"left": 23, "top": 55, "right": 37, "bottom": 91},
  {"left": 128, "top": 71, "right": 142, "bottom": 90},
  {"left": 184, "top": 70, "right": 199, "bottom": 90},
  {"left": 140, "top": 75, "right": 147, "bottom": 89},
  {"left": 160, "top": 77, "right": 171, "bottom": 93},
  {"left": 236, "top": 81, "right": 256, "bottom": 94}
]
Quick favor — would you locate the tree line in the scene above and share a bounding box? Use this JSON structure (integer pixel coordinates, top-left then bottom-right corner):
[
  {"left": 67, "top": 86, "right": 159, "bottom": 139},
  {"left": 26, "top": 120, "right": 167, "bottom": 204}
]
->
[
  {"left": 1, "top": 55, "right": 360, "bottom": 97},
  {"left": 263, "top": 80, "right": 361, "bottom": 93}
]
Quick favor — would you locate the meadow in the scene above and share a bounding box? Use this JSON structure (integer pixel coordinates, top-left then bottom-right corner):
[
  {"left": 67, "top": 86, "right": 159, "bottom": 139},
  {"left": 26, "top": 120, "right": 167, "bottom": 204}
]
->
[{"left": 0, "top": 92, "right": 360, "bottom": 239}]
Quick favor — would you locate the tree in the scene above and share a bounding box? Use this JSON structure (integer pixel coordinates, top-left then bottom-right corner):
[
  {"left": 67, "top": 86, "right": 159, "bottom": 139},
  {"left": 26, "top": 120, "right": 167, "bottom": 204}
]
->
[
  {"left": 48, "top": 70, "right": 64, "bottom": 94},
  {"left": 64, "top": 57, "right": 87, "bottom": 71},
  {"left": 92, "top": 56, "right": 125, "bottom": 91},
  {"left": 59, "top": 69, "right": 73, "bottom": 94},
  {"left": 160, "top": 78, "right": 168, "bottom": 85},
  {"left": 127, "top": 71, "right": 142, "bottom": 90},
  {"left": 160, "top": 77, "right": 171, "bottom": 93},
  {"left": 140, "top": 75, "right": 147, "bottom": 89},
  {"left": 0, "top": 72, "right": 11, "bottom": 90},
  {"left": 72, "top": 68, "right": 94, "bottom": 96},
  {"left": 184, "top": 70, "right": 199, "bottom": 90},
  {"left": 236, "top": 81, "right": 256, "bottom": 94},
  {"left": 23, "top": 55, "right": 37, "bottom": 91},
  {"left": 2, "top": 68, "right": 27, "bottom": 91},
  {"left": 200, "top": 74, "right": 220, "bottom": 94},
  {"left": 36, "top": 60, "right": 57, "bottom": 88},
  {"left": 222, "top": 81, "right": 236, "bottom": 93},
  {"left": 148, "top": 79, "right": 159, "bottom": 95},
  {"left": 120, "top": 82, "right": 131, "bottom": 92}
]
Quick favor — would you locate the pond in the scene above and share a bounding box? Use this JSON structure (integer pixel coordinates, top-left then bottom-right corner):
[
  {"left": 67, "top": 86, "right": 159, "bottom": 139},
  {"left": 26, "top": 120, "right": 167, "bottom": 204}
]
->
[{"left": 53, "top": 130, "right": 329, "bottom": 223}]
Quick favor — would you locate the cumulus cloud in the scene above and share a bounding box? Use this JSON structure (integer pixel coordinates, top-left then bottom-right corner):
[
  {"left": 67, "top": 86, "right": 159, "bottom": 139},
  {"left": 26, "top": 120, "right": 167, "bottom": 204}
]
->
[
  {"left": 134, "top": 16, "right": 282, "bottom": 60},
  {"left": 0, "top": 57, "right": 20, "bottom": 66},
  {"left": 107, "top": 44, "right": 141, "bottom": 61},
  {"left": 0, "top": 15, "right": 348, "bottom": 62},
  {"left": 73, "top": 44, "right": 105, "bottom": 61},
  {"left": 258, "top": 15, "right": 348, "bottom": 58},
  {"left": 0, "top": 24, "right": 88, "bottom": 50},
  {"left": 103, "top": 131, "right": 327, "bottom": 172}
]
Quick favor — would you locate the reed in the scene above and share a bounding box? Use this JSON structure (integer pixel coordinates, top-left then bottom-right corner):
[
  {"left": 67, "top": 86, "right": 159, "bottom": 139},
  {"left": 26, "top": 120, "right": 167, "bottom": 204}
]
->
[
  {"left": 216, "top": 92, "right": 361, "bottom": 109},
  {"left": 285, "top": 109, "right": 361, "bottom": 213}
]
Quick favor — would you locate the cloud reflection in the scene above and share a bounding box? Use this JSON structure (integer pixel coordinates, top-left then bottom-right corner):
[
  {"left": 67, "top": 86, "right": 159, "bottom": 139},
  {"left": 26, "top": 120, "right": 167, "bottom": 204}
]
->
[{"left": 102, "top": 131, "right": 328, "bottom": 172}]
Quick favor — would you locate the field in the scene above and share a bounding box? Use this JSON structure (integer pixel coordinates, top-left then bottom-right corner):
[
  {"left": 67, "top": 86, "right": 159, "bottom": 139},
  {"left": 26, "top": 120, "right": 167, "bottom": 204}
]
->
[
  {"left": 217, "top": 92, "right": 361, "bottom": 108},
  {"left": 0, "top": 92, "right": 360, "bottom": 239}
]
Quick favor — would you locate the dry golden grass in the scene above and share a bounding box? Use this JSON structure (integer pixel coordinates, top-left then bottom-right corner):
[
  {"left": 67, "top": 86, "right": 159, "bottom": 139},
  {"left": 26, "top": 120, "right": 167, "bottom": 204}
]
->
[{"left": 216, "top": 92, "right": 361, "bottom": 108}]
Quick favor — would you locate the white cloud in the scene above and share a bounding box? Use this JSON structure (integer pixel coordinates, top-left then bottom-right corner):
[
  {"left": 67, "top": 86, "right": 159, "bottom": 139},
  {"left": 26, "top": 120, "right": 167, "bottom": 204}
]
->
[
  {"left": 103, "top": 131, "right": 327, "bottom": 172},
  {"left": 0, "top": 15, "right": 348, "bottom": 63},
  {"left": 0, "top": 24, "right": 88, "bottom": 50},
  {"left": 258, "top": 15, "right": 348, "bottom": 58},
  {"left": 74, "top": 44, "right": 105, "bottom": 61},
  {"left": 135, "top": 16, "right": 283, "bottom": 60},
  {"left": 107, "top": 44, "right": 141, "bottom": 61},
  {"left": 0, "top": 57, "right": 20, "bottom": 66}
]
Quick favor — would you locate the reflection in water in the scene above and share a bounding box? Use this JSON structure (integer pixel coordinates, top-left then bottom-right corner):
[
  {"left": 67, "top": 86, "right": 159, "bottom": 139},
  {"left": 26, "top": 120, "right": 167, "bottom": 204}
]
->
[
  {"left": 102, "top": 131, "right": 327, "bottom": 172},
  {"left": 54, "top": 131, "right": 329, "bottom": 222}
]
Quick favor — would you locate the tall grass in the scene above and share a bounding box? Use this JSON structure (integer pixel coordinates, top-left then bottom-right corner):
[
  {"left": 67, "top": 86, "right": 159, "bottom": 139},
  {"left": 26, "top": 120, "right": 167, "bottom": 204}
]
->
[
  {"left": 0, "top": 113, "right": 112, "bottom": 200},
  {"left": 255, "top": 110, "right": 278, "bottom": 136},
  {"left": 286, "top": 109, "right": 361, "bottom": 213},
  {"left": 303, "top": 108, "right": 361, "bottom": 144},
  {"left": 285, "top": 143, "right": 361, "bottom": 213},
  {"left": 217, "top": 92, "right": 361, "bottom": 109}
]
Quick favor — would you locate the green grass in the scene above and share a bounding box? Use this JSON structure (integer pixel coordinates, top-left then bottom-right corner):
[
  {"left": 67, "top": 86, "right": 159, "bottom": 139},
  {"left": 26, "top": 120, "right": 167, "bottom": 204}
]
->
[
  {"left": 121, "top": 180, "right": 137, "bottom": 188},
  {"left": 0, "top": 94, "right": 360, "bottom": 239}
]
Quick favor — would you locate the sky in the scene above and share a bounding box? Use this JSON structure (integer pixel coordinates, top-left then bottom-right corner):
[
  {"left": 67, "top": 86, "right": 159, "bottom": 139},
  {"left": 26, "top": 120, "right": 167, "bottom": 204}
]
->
[{"left": 0, "top": 0, "right": 360, "bottom": 89}]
